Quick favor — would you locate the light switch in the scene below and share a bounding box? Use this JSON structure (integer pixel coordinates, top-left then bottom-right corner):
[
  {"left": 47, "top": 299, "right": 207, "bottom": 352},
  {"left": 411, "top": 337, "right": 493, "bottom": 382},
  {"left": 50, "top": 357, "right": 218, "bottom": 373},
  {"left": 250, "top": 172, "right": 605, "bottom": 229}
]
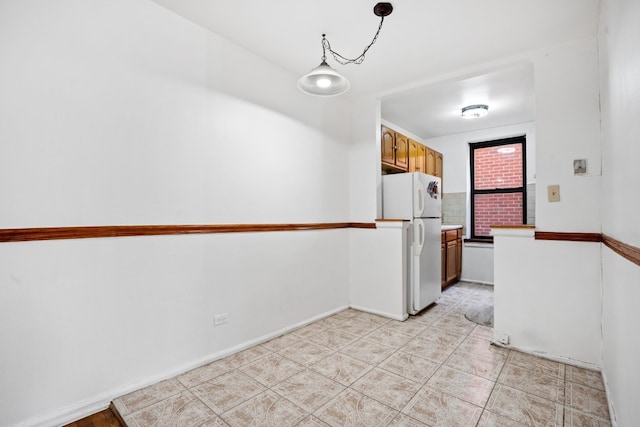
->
[{"left": 547, "top": 185, "right": 560, "bottom": 202}]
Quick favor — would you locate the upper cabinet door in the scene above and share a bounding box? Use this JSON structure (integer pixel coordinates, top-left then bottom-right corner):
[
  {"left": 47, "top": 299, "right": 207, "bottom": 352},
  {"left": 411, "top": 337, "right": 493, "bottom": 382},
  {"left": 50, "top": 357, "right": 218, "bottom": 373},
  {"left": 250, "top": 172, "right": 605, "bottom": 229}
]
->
[
  {"left": 381, "top": 126, "right": 396, "bottom": 165},
  {"left": 416, "top": 143, "right": 426, "bottom": 173},
  {"left": 435, "top": 151, "right": 443, "bottom": 178},
  {"left": 394, "top": 132, "right": 409, "bottom": 169},
  {"left": 408, "top": 139, "right": 419, "bottom": 172},
  {"left": 426, "top": 147, "right": 436, "bottom": 175}
]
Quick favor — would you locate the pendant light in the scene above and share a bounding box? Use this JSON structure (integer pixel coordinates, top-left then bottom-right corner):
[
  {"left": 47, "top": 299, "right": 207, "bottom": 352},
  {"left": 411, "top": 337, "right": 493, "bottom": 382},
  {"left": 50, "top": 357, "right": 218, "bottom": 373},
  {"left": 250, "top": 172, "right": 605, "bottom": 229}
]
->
[{"left": 297, "top": 3, "right": 393, "bottom": 97}]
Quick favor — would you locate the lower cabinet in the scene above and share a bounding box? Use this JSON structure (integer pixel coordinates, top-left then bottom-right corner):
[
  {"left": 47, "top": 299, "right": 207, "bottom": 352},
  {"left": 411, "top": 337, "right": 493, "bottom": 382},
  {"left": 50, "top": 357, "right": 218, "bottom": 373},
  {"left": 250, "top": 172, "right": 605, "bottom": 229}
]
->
[
  {"left": 446, "top": 240, "right": 458, "bottom": 284},
  {"left": 441, "top": 228, "right": 462, "bottom": 288},
  {"left": 441, "top": 240, "right": 446, "bottom": 289},
  {"left": 456, "top": 238, "right": 462, "bottom": 278}
]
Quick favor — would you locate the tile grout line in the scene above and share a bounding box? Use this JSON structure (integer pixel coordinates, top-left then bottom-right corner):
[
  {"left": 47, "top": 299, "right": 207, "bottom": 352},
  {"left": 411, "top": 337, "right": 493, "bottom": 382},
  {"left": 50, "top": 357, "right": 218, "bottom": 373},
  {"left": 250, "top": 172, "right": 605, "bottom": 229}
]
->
[{"left": 475, "top": 342, "right": 511, "bottom": 426}]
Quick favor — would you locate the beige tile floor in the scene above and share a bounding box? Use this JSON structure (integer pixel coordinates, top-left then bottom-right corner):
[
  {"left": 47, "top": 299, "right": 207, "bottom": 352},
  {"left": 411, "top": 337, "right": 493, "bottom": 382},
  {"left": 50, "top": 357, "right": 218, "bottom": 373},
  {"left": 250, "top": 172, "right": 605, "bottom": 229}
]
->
[{"left": 113, "top": 282, "right": 611, "bottom": 426}]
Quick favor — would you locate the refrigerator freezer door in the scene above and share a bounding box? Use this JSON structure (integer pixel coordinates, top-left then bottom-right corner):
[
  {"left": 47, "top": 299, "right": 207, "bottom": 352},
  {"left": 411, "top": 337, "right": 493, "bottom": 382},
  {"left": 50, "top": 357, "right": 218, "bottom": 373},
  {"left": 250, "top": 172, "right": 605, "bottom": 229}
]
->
[
  {"left": 382, "top": 173, "right": 414, "bottom": 219},
  {"left": 382, "top": 172, "right": 441, "bottom": 220},
  {"left": 413, "top": 178, "right": 426, "bottom": 218},
  {"left": 411, "top": 217, "right": 442, "bottom": 314}
]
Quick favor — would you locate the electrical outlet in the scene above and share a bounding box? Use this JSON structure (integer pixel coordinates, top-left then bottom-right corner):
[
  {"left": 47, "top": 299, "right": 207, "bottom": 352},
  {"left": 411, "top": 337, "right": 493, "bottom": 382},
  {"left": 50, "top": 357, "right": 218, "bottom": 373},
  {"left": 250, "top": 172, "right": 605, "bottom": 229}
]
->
[
  {"left": 214, "top": 313, "right": 228, "bottom": 327},
  {"left": 547, "top": 185, "right": 560, "bottom": 202}
]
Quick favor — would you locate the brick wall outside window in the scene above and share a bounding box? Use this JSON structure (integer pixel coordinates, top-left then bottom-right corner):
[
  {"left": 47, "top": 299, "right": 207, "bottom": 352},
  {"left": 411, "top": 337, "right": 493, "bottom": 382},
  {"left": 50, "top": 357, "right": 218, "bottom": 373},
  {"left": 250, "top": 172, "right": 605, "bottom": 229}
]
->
[
  {"left": 470, "top": 138, "right": 526, "bottom": 239},
  {"left": 473, "top": 144, "right": 523, "bottom": 189},
  {"left": 473, "top": 192, "right": 523, "bottom": 236}
]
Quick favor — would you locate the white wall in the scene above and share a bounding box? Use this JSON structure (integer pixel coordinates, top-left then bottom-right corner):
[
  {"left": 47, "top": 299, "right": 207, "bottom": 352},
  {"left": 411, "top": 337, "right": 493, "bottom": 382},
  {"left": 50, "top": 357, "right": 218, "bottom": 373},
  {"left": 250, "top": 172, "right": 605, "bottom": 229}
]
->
[
  {"left": 350, "top": 97, "right": 379, "bottom": 222},
  {"left": 0, "top": 231, "right": 350, "bottom": 426},
  {"left": 600, "top": 251, "right": 640, "bottom": 426},
  {"left": 349, "top": 222, "right": 408, "bottom": 321},
  {"left": 0, "top": 1, "right": 353, "bottom": 425},
  {"left": 598, "top": 0, "right": 640, "bottom": 424},
  {"left": 0, "top": 0, "right": 352, "bottom": 227},
  {"left": 489, "top": 39, "right": 603, "bottom": 369},
  {"left": 534, "top": 38, "right": 602, "bottom": 233},
  {"left": 598, "top": 0, "right": 640, "bottom": 244},
  {"left": 492, "top": 229, "right": 602, "bottom": 367}
]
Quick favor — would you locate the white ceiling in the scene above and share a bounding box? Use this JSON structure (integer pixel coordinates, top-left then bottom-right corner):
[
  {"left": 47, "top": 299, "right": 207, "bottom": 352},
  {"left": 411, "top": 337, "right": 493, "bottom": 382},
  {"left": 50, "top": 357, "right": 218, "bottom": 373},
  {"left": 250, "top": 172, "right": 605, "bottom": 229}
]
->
[
  {"left": 382, "top": 62, "right": 536, "bottom": 139},
  {"left": 150, "top": 0, "right": 600, "bottom": 138}
]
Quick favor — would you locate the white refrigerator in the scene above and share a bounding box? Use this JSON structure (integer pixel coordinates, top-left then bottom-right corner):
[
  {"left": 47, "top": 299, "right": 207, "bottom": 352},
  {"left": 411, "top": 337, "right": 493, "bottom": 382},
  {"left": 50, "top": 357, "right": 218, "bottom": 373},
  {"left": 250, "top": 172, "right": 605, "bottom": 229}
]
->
[{"left": 382, "top": 172, "right": 442, "bottom": 315}]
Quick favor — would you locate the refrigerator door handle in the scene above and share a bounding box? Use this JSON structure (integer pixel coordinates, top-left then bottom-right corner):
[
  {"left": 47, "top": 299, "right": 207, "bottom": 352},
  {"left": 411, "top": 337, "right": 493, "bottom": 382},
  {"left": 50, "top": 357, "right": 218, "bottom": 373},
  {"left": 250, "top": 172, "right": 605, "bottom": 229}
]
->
[
  {"left": 414, "top": 179, "right": 425, "bottom": 217},
  {"left": 414, "top": 219, "right": 425, "bottom": 256}
]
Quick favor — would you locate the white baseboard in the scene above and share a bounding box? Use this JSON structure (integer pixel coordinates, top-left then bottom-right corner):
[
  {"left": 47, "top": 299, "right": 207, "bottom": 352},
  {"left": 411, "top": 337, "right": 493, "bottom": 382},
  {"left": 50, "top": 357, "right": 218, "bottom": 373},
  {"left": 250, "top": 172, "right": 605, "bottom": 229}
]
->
[
  {"left": 23, "top": 305, "right": 350, "bottom": 427},
  {"left": 23, "top": 399, "right": 112, "bottom": 427},
  {"left": 491, "top": 341, "right": 601, "bottom": 371},
  {"left": 349, "top": 304, "right": 408, "bottom": 321},
  {"left": 460, "top": 277, "right": 494, "bottom": 286}
]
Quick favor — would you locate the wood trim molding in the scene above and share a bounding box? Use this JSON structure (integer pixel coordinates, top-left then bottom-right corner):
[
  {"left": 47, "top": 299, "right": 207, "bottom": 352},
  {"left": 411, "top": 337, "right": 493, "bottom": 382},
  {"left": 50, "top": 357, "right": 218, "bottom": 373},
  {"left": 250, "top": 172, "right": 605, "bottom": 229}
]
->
[
  {"left": 533, "top": 231, "right": 639, "bottom": 266},
  {"left": 535, "top": 231, "right": 602, "bottom": 243},
  {"left": 602, "top": 234, "right": 640, "bottom": 267},
  {"left": 349, "top": 222, "right": 377, "bottom": 229},
  {"left": 490, "top": 225, "right": 535, "bottom": 229},
  {"left": 2, "top": 223, "right": 637, "bottom": 266},
  {"left": 0, "top": 222, "right": 377, "bottom": 243}
]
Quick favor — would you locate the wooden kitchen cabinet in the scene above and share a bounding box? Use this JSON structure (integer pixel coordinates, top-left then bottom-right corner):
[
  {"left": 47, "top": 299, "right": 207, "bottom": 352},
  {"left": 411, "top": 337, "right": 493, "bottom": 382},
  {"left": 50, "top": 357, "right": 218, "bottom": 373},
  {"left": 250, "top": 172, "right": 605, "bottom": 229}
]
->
[
  {"left": 446, "top": 240, "right": 458, "bottom": 284},
  {"left": 435, "top": 150, "right": 443, "bottom": 191},
  {"left": 435, "top": 151, "right": 443, "bottom": 178},
  {"left": 425, "top": 147, "right": 436, "bottom": 175},
  {"left": 381, "top": 125, "right": 443, "bottom": 179},
  {"left": 408, "top": 139, "right": 426, "bottom": 173},
  {"left": 408, "top": 139, "right": 418, "bottom": 172},
  {"left": 417, "top": 144, "right": 426, "bottom": 172},
  {"left": 441, "top": 238, "right": 446, "bottom": 288},
  {"left": 441, "top": 227, "right": 462, "bottom": 288},
  {"left": 456, "top": 236, "right": 462, "bottom": 277},
  {"left": 381, "top": 126, "right": 396, "bottom": 165},
  {"left": 394, "top": 133, "right": 409, "bottom": 170},
  {"left": 381, "top": 126, "right": 409, "bottom": 172}
]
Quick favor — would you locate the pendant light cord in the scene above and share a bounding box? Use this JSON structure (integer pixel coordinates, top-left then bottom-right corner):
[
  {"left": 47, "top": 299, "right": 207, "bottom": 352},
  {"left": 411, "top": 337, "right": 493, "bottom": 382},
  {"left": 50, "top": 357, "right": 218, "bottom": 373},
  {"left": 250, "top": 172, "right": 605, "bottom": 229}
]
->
[{"left": 321, "top": 16, "right": 386, "bottom": 65}]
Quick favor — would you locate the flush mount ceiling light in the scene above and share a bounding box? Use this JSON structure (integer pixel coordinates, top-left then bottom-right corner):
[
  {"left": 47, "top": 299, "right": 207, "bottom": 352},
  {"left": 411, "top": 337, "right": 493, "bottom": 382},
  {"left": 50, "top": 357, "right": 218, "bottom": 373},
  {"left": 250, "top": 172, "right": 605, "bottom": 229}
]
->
[
  {"left": 461, "top": 104, "right": 489, "bottom": 119},
  {"left": 297, "top": 2, "right": 393, "bottom": 97},
  {"left": 497, "top": 146, "right": 516, "bottom": 154}
]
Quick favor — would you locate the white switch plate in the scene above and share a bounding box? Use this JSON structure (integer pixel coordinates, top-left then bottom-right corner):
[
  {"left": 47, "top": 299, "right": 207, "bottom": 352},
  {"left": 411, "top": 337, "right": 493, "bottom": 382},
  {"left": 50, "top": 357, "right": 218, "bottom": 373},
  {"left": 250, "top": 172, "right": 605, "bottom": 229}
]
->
[{"left": 547, "top": 185, "right": 560, "bottom": 202}]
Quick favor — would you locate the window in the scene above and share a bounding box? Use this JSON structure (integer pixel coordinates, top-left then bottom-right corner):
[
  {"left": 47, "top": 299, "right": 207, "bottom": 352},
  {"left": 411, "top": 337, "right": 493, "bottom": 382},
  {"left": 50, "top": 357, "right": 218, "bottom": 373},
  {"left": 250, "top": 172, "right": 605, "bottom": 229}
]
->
[{"left": 470, "top": 136, "right": 526, "bottom": 240}]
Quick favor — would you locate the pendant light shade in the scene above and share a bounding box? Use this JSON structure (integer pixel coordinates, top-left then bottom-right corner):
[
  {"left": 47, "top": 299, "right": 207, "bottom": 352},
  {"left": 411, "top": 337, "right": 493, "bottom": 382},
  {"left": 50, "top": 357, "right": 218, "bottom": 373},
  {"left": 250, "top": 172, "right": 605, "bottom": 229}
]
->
[
  {"left": 297, "top": 61, "right": 350, "bottom": 96},
  {"left": 297, "top": 3, "right": 392, "bottom": 97}
]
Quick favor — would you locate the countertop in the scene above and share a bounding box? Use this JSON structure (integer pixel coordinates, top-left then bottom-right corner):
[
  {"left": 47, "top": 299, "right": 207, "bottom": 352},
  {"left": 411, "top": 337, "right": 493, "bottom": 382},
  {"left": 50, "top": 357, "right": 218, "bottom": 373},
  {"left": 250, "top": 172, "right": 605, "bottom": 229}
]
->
[{"left": 441, "top": 225, "right": 463, "bottom": 231}]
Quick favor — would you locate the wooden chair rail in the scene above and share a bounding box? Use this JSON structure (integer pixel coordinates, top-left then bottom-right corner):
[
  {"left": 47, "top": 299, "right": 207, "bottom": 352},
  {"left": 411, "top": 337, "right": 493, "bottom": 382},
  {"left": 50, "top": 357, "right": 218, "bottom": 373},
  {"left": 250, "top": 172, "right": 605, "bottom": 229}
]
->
[
  {"left": 0, "top": 222, "right": 376, "bottom": 243},
  {"left": 602, "top": 234, "right": 640, "bottom": 267}
]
